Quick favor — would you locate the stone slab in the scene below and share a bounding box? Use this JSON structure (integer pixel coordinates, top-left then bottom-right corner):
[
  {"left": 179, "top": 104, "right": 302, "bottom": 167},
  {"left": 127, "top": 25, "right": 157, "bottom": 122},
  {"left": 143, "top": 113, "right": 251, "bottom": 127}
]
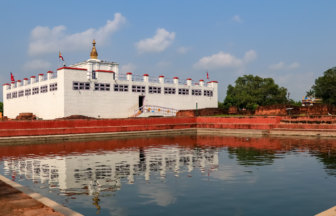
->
[{"left": 0, "top": 174, "right": 83, "bottom": 216}]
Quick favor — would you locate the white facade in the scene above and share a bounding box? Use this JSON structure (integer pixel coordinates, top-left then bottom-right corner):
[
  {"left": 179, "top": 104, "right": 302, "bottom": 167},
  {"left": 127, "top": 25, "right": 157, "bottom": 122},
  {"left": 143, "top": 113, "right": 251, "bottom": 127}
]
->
[
  {"left": 3, "top": 146, "right": 219, "bottom": 195},
  {"left": 3, "top": 43, "right": 218, "bottom": 119}
]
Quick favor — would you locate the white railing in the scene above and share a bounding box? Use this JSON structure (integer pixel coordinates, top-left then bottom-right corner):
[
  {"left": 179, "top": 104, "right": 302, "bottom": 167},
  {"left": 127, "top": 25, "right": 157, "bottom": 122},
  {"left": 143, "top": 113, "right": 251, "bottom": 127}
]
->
[
  {"left": 178, "top": 79, "right": 187, "bottom": 85},
  {"left": 134, "top": 105, "right": 179, "bottom": 117},
  {"left": 148, "top": 76, "right": 160, "bottom": 83},
  {"left": 164, "top": 78, "right": 174, "bottom": 84},
  {"left": 50, "top": 72, "right": 57, "bottom": 79},
  {"left": 116, "top": 73, "right": 127, "bottom": 81},
  {"left": 132, "top": 75, "right": 143, "bottom": 82}
]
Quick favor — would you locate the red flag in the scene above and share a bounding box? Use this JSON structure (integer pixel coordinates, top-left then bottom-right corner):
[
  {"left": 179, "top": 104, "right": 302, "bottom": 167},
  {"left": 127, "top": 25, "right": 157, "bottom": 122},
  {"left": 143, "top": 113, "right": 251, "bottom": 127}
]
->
[
  {"left": 10, "top": 72, "right": 15, "bottom": 82},
  {"left": 206, "top": 71, "right": 209, "bottom": 80},
  {"left": 59, "top": 51, "right": 64, "bottom": 61}
]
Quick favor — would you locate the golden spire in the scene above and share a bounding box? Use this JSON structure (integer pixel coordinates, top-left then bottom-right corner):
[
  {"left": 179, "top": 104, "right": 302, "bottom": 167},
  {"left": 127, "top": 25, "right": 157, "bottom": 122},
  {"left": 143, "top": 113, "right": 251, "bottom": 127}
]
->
[{"left": 90, "top": 39, "right": 98, "bottom": 59}]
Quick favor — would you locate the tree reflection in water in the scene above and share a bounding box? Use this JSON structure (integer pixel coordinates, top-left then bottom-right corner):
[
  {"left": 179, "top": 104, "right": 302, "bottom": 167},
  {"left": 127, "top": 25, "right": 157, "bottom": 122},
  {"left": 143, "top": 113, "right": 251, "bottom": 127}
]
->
[
  {"left": 315, "top": 152, "right": 336, "bottom": 177},
  {"left": 227, "top": 147, "right": 276, "bottom": 166}
]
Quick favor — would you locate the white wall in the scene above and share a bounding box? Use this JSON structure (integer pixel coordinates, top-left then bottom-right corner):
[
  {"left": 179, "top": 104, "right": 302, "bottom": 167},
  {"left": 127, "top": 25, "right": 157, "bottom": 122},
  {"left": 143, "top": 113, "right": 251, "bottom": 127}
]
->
[
  {"left": 63, "top": 68, "right": 218, "bottom": 118},
  {"left": 3, "top": 72, "right": 64, "bottom": 119},
  {"left": 3, "top": 60, "right": 218, "bottom": 119}
]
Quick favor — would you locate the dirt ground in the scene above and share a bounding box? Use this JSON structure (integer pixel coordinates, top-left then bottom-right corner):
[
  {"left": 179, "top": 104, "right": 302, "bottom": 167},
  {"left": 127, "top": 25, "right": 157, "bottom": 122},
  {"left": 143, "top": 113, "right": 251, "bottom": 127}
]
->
[{"left": 0, "top": 179, "right": 64, "bottom": 216}]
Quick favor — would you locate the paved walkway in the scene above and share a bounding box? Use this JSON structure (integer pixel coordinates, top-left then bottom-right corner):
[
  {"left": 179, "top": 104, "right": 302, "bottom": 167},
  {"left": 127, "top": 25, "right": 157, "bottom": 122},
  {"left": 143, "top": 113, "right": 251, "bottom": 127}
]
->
[{"left": 0, "top": 179, "right": 64, "bottom": 216}]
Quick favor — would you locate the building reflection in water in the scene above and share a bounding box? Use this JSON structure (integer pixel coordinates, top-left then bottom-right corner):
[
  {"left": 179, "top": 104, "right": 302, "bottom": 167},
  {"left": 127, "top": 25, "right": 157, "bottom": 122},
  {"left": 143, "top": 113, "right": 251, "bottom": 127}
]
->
[
  {"left": 2, "top": 135, "right": 336, "bottom": 214},
  {"left": 3, "top": 145, "right": 219, "bottom": 197}
]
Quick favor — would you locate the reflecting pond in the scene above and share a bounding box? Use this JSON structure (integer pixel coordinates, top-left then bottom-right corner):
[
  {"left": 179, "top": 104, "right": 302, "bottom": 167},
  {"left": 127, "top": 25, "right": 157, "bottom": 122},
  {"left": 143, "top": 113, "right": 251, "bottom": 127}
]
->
[{"left": 0, "top": 135, "right": 336, "bottom": 216}]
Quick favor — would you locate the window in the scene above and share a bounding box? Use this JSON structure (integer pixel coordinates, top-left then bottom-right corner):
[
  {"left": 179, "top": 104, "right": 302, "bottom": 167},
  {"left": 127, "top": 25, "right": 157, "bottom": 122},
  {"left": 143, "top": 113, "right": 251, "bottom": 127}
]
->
[
  {"left": 178, "top": 88, "right": 189, "bottom": 95},
  {"left": 32, "top": 87, "right": 39, "bottom": 95},
  {"left": 41, "top": 85, "right": 48, "bottom": 93},
  {"left": 12, "top": 92, "right": 17, "bottom": 98},
  {"left": 192, "top": 89, "right": 202, "bottom": 96},
  {"left": 164, "top": 87, "right": 176, "bottom": 94},
  {"left": 204, "top": 90, "right": 213, "bottom": 97},
  {"left": 149, "top": 86, "right": 161, "bottom": 94},
  {"left": 6, "top": 93, "right": 11, "bottom": 99},
  {"left": 95, "top": 83, "right": 110, "bottom": 91},
  {"left": 73, "top": 82, "right": 90, "bottom": 90},
  {"left": 132, "top": 85, "right": 146, "bottom": 93},
  {"left": 114, "top": 84, "right": 128, "bottom": 92},
  {"left": 18, "top": 90, "right": 24, "bottom": 97},
  {"left": 25, "top": 89, "right": 31, "bottom": 96},
  {"left": 50, "top": 83, "right": 57, "bottom": 91},
  {"left": 92, "top": 71, "right": 97, "bottom": 79}
]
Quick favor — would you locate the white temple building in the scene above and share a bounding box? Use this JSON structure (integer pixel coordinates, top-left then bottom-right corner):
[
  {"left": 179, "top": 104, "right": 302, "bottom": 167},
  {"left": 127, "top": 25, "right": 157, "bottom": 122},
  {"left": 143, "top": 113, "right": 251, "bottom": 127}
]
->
[{"left": 3, "top": 40, "right": 218, "bottom": 119}]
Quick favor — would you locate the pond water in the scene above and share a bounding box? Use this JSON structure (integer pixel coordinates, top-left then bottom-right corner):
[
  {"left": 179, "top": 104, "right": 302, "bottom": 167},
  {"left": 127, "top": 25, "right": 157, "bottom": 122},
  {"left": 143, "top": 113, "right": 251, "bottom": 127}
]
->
[{"left": 0, "top": 135, "right": 336, "bottom": 216}]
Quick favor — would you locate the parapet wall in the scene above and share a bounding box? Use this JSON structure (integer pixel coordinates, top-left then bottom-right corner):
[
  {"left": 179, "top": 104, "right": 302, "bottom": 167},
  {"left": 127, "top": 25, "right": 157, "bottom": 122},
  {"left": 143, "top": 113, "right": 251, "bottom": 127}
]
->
[
  {"left": 0, "top": 116, "right": 281, "bottom": 137},
  {"left": 255, "top": 104, "right": 336, "bottom": 116}
]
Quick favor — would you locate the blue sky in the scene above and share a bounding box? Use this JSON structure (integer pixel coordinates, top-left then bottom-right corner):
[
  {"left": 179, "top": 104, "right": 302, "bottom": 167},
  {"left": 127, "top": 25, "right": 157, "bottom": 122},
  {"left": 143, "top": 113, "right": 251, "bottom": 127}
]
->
[{"left": 1, "top": 0, "right": 336, "bottom": 102}]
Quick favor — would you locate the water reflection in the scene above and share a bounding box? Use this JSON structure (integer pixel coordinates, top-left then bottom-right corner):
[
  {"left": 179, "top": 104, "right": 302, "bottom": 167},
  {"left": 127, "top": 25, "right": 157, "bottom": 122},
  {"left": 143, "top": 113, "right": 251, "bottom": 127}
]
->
[
  {"left": 1, "top": 135, "right": 336, "bottom": 215},
  {"left": 3, "top": 145, "right": 219, "bottom": 196}
]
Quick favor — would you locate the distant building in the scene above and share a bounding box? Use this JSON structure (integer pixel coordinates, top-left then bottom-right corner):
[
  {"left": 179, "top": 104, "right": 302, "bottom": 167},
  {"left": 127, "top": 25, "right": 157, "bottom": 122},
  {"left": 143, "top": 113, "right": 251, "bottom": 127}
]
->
[
  {"left": 3, "top": 40, "right": 218, "bottom": 119},
  {"left": 301, "top": 96, "right": 322, "bottom": 106}
]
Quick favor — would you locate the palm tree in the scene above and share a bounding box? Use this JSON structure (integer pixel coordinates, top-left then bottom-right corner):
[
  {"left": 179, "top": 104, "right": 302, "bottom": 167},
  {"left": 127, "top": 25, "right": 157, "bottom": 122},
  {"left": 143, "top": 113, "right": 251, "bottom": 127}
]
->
[{"left": 306, "top": 89, "right": 315, "bottom": 98}]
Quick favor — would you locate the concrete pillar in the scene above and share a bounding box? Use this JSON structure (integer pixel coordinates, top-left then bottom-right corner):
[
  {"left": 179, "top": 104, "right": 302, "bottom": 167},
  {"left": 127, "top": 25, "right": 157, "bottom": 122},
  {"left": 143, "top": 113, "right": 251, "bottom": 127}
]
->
[
  {"left": 199, "top": 79, "right": 204, "bottom": 87},
  {"left": 187, "top": 78, "right": 192, "bottom": 86},
  {"left": 3, "top": 83, "right": 10, "bottom": 90},
  {"left": 16, "top": 80, "right": 22, "bottom": 87},
  {"left": 38, "top": 74, "right": 44, "bottom": 82},
  {"left": 174, "top": 77, "right": 179, "bottom": 85},
  {"left": 127, "top": 72, "right": 132, "bottom": 81},
  {"left": 11, "top": 82, "right": 15, "bottom": 89},
  {"left": 159, "top": 75, "right": 164, "bottom": 84},
  {"left": 23, "top": 78, "right": 28, "bottom": 86},
  {"left": 47, "top": 71, "right": 53, "bottom": 80},
  {"left": 143, "top": 74, "right": 149, "bottom": 82},
  {"left": 31, "top": 76, "right": 36, "bottom": 84}
]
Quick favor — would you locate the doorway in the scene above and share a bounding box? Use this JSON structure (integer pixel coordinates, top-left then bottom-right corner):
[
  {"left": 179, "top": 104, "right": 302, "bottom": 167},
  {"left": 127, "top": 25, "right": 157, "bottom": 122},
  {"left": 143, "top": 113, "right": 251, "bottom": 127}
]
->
[{"left": 139, "top": 96, "right": 145, "bottom": 108}]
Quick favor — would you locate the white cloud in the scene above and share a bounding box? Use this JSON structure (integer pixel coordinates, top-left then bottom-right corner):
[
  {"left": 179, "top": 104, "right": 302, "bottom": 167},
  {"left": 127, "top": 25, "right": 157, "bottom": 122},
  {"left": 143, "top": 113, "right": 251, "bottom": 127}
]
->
[
  {"left": 193, "top": 50, "right": 257, "bottom": 70},
  {"left": 135, "top": 28, "right": 175, "bottom": 53},
  {"left": 244, "top": 50, "right": 257, "bottom": 62},
  {"left": 269, "top": 62, "right": 300, "bottom": 70},
  {"left": 138, "top": 184, "right": 176, "bottom": 207},
  {"left": 176, "top": 46, "right": 191, "bottom": 54},
  {"left": 120, "top": 63, "right": 137, "bottom": 74},
  {"left": 23, "top": 60, "right": 51, "bottom": 70},
  {"left": 269, "top": 62, "right": 285, "bottom": 70},
  {"left": 287, "top": 62, "right": 300, "bottom": 69},
  {"left": 28, "top": 13, "right": 126, "bottom": 55},
  {"left": 232, "top": 15, "right": 242, "bottom": 23},
  {"left": 157, "top": 61, "right": 171, "bottom": 67}
]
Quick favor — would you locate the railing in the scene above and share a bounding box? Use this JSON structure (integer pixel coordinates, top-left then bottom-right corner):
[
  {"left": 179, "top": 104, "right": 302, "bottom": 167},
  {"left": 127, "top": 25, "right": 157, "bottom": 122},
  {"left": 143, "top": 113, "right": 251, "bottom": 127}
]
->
[
  {"left": 134, "top": 105, "right": 179, "bottom": 117},
  {"left": 116, "top": 73, "right": 127, "bottom": 81},
  {"left": 148, "top": 76, "right": 160, "bottom": 83},
  {"left": 50, "top": 72, "right": 57, "bottom": 79},
  {"left": 178, "top": 79, "right": 187, "bottom": 85},
  {"left": 164, "top": 78, "right": 174, "bottom": 84},
  {"left": 132, "top": 75, "right": 143, "bottom": 82}
]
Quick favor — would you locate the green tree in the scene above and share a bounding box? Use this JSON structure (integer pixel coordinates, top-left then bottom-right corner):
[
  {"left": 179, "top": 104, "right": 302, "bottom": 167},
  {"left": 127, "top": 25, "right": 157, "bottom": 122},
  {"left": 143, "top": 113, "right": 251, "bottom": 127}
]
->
[
  {"left": 289, "top": 99, "right": 302, "bottom": 106},
  {"left": 223, "top": 75, "right": 288, "bottom": 110},
  {"left": 311, "top": 67, "right": 336, "bottom": 105},
  {"left": 306, "top": 89, "right": 315, "bottom": 97},
  {"left": 0, "top": 102, "right": 3, "bottom": 114},
  {"left": 218, "top": 101, "right": 225, "bottom": 109}
]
